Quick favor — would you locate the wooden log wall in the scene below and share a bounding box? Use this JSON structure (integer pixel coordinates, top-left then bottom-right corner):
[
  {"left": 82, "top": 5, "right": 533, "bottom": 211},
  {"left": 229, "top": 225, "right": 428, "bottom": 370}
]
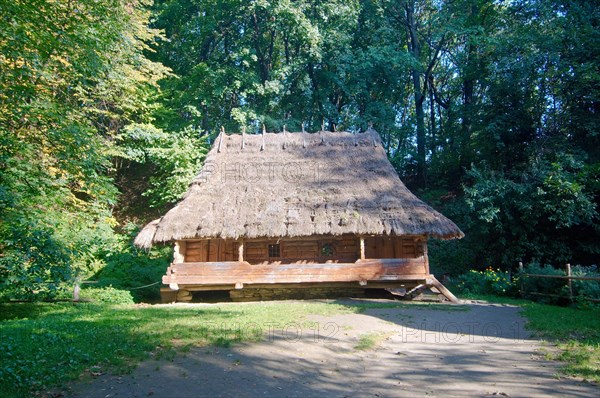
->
[
  {"left": 364, "top": 236, "right": 423, "bottom": 259},
  {"left": 184, "top": 239, "right": 239, "bottom": 262},
  {"left": 181, "top": 235, "right": 424, "bottom": 264}
]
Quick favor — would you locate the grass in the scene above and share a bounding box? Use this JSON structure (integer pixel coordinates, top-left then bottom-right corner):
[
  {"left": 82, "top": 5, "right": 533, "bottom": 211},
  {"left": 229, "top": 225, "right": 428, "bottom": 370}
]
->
[
  {"left": 3, "top": 296, "right": 598, "bottom": 396},
  {"left": 521, "top": 302, "right": 600, "bottom": 382},
  {"left": 354, "top": 332, "right": 391, "bottom": 350},
  {"left": 463, "top": 293, "right": 600, "bottom": 383},
  {"left": 0, "top": 301, "right": 357, "bottom": 397}
]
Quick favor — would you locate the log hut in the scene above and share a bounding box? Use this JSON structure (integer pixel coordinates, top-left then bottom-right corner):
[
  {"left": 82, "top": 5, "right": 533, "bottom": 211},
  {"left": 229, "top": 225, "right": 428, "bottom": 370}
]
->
[{"left": 135, "top": 128, "right": 464, "bottom": 302}]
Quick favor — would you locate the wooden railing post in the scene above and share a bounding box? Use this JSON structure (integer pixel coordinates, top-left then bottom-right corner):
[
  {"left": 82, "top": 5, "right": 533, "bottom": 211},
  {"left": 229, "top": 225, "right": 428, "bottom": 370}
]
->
[
  {"left": 566, "top": 263, "right": 573, "bottom": 303},
  {"left": 422, "top": 239, "right": 429, "bottom": 274},
  {"left": 238, "top": 239, "right": 244, "bottom": 262},
  {"left": 519, "top": 261, "right": 524, "bottom": 297},
  {"left": 73, "top": 282, "right": 80, "bottom": 302}
]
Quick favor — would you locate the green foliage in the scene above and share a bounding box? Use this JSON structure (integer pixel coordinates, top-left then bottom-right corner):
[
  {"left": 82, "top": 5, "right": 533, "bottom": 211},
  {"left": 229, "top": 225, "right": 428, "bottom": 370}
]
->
[
  {"left": 520, "top": 263, "right": 568, "bottom": 304},
  {"left": 0, "top": 221, "right": 71, "bottom": 301},
  {"left": 455, "top": 263, "right": 600, "bottom": 306},
  {"left": 79, "top": 287, "right": 134, "bottom": 305},
  {"left": 1, "top": 0, "right": 598, "bottom": 302},
  {"left": 571, "top": 265, "right": 600, "bottom": 305},
  {"left": 455, "top": 267, "right": 517, "bottom": 297},
  {"left": 94, "top": 248, "right": 171, "bottom": 303},
  {"left": 117, "top": 124, "right": 208, "bottom": 208},
  {"left": 0, "top": 0, "right": 170, "bottom": 300},
  {"left": 463, "top": 153, "right": 597, "bottom": 268}
]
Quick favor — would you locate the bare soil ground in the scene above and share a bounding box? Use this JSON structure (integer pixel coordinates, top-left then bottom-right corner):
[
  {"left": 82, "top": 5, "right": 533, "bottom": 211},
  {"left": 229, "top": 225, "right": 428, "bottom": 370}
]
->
[{"left": 67, "top": 300, "right": 598, "bottom": 397}]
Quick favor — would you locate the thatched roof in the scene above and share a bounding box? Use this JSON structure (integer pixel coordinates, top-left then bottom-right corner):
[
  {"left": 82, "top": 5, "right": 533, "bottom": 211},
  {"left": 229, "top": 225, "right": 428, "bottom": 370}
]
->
[{"left": 135, "top": 129, "right": 463, "bottom": 248}]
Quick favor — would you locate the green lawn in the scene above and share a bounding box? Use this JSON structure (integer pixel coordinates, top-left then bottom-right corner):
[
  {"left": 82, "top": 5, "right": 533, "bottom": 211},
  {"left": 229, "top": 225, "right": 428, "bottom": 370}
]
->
[
  {"left": 1, "top": 298, "right": 598, "bottom": 397},
  {"left": 521, "top": 302, "right": 600, "bottom": 382},
  {"left": 0, "top": 301, "right": 357, "bottom": 397}
]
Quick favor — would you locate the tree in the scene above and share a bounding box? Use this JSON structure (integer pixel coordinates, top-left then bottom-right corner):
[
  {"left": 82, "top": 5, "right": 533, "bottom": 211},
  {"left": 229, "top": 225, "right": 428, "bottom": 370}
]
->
[{"left": 0, "top": 0, "right": 169, "bottom": 299}]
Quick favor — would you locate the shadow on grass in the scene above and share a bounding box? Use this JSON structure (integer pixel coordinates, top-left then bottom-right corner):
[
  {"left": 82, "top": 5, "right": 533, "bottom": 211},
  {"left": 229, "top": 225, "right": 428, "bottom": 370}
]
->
[{"left": 0, "top": 300, "right": 355, "bottom": 397}]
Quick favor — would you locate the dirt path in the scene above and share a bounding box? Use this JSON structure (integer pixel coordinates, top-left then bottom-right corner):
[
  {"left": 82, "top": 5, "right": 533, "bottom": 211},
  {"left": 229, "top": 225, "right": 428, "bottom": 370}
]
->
[{"left": 68, "top": 300, "right": 598, "bottom": 397}]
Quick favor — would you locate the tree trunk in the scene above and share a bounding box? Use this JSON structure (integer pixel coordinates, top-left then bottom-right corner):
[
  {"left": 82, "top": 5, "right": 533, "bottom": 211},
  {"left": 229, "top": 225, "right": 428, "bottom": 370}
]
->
[{"left": 405, "top": 1, "right": 426, "bottom": 186}]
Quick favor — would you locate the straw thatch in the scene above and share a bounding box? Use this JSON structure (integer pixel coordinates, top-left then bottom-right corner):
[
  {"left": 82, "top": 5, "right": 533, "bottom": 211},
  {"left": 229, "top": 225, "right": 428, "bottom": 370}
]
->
[{"left": 135, "top": 129, "right": 464, "bottom": 248}]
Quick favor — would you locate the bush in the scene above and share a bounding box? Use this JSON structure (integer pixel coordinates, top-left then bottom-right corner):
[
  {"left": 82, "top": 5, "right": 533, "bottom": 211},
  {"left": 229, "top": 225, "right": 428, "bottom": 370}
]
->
[
  {"left": 455, "top": 267, "right": 517, "bottom": 297},
  {"left": 571, "top": 265, "right": 600, "bottom": 306},
  {"left": 94, "top": 248, "right": 170, "bottom": 303},
  {"left": 520, "top": 263, "right": 569, "bottom": 304},
  {"left": 0, "top": 222, "right": 72, "bottom": 302},
  {"left": 79, "top": 286, "right": 134, "bottom": 304}
]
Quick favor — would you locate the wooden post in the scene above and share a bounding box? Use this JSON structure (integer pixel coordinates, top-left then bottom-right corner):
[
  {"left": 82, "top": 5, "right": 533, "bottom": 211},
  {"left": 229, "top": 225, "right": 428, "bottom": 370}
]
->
[
  {"left": 566, "top": 263, "right": 573, "bottom": 303},
  {"left": 422, "top": 238, "right": 429, "bottom": 274},
  {"left": 359, "top": 236, "right": 365, "bottom": 260},
  {"left": 73, "top": 282, "right": 80, "bottom": 302},
  {"left": 238, "top": 239, "right": 244, "bottom": 262},
  {"left": 519, "top": 261, "right": 524, "bottom": 297}
]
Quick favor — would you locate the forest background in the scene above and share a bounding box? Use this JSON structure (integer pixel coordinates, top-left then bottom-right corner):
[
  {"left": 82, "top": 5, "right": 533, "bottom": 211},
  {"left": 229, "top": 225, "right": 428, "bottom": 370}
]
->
[{"left": 1, "top": 0, "right": 598, "bottom": 300}]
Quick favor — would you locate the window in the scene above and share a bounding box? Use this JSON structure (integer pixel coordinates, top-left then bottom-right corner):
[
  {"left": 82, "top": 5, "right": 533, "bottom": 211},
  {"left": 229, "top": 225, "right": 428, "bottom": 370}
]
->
[
  {"left": 321, "top": 242, "right": 334, "bottom": 257},
  {"left": 268, "top": 243, "right": 281, "bottom": 258}
]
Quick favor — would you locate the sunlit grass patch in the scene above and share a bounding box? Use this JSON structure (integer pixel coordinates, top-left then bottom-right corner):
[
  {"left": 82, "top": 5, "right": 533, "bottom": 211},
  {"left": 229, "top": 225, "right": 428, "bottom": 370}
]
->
[{"left": 0, "top": 301, "right": 356, "bottom": 397}]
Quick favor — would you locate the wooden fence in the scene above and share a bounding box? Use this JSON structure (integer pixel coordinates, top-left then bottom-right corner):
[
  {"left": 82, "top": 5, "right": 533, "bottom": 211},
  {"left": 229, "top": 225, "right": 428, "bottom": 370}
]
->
[{"left": 518, "top": 262, "right": 600, "bottom": 303}]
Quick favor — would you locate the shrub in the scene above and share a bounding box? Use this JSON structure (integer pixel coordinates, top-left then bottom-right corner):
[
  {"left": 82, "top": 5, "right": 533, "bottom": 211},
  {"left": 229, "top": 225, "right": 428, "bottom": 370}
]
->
[
  {"left": 520, "top": 263, "right": 569, "bottom": 304},
  {"left": 455, "top": 267, "right": 517, "bottom": 296},
  {"left": 79, "top": 286, "right": 134, "bottom": 304},
  {"left": 94, "top": 248, "right": 170, "bottom": 303},
  {"left": 571, "top": 265, "right": 600, "bottom": 306}
]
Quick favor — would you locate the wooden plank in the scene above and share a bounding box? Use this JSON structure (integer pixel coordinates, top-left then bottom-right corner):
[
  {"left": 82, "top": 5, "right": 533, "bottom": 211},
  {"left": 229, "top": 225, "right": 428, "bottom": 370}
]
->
[
  {"left": 427, "top": 277, "right": 460, "bottom": 304},
  {"left": 208, "top": 239, "right": 219, "bottom": 262},
  {"left": 185, "top": 241, "right": 205, "bottom": 249},
  {"left": 380, "top": 238, "right": 394, "bottom": 258},
  {"left": 185, "top": 248, "right": 206, "bottom": 256}
]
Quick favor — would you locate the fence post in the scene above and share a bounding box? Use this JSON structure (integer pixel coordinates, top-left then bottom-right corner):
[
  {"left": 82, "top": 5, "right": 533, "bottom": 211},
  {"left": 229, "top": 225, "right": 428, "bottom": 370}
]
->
[
  {"left": 73, "top": 282, "right": 80, "bottom": 302},
  {"left": 566, "top": 263, "right": 573, "bottom": 303},
  {"left": 519, "top": 261, "right": 524, "bottom": 297}
]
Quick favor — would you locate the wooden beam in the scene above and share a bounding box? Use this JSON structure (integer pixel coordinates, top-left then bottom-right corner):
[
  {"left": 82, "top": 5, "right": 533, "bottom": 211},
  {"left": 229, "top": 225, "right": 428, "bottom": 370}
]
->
[
  {"left": 427, "top": 277, "right": 460, "bottom": 304},
  {"left": 177, "top": 281, "right": 428, "bottom": 291},
  {"left": 162, "top": 258, "right": 428, "bottom": 286}
]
